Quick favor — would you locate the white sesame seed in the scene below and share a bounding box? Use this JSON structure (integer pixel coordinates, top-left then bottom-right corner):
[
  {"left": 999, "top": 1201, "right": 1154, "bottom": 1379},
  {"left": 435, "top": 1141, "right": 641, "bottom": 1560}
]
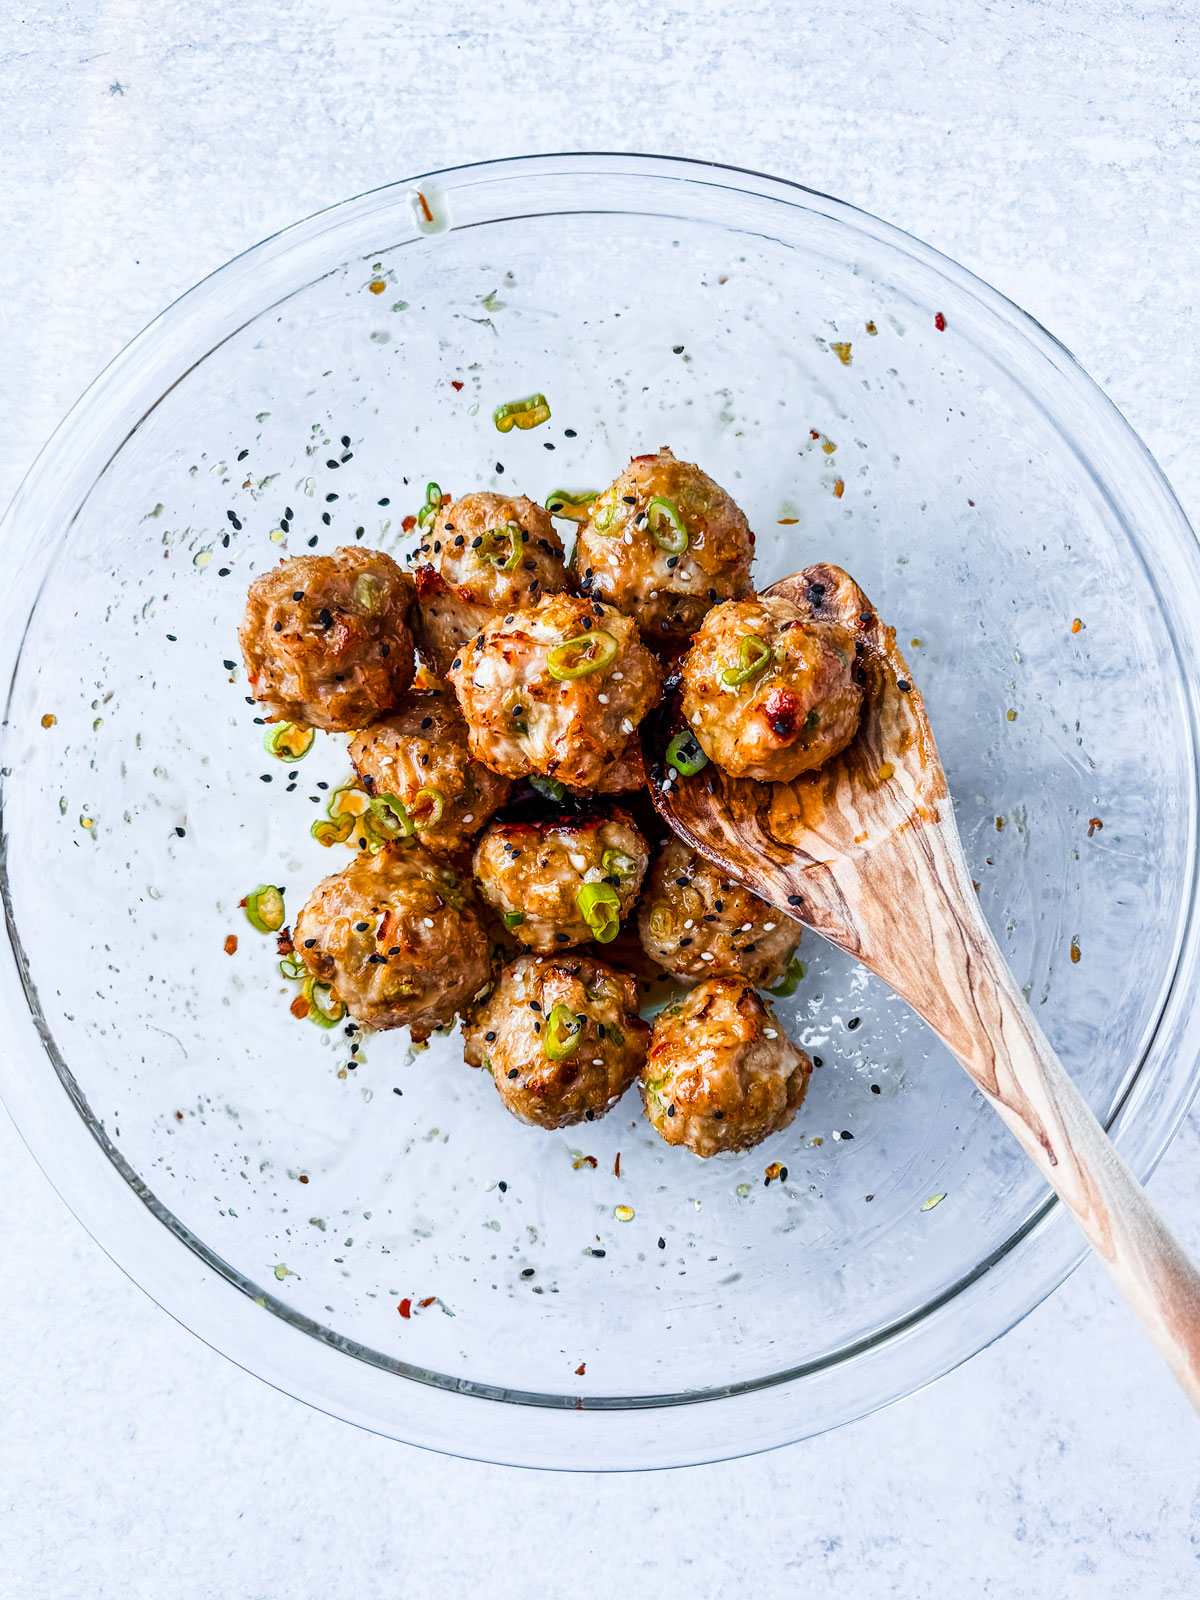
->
[
  {"left": 764, "top": 1028, "right": 778, "bottom": 1038},
  {"left": 649, "top": 591, "right": 658, "bottom": 599},
  {"left": 592, "top": 1058, "right": 603, "bottom": 1066},
  {"left": 612, "top": 671, "right": 624, "bottom": 680},
  {"left": 462, "top": 813, "right": 474, "bottom": 824},
  {"left": 423, "top": 917, "right": 434, "bottom": 927},
  {"left": 691, "top": 710, "right": 702, "bottom": 725},
  {"left": 740, "top": 922, "right": 753, "bottom": 932},
  {"left": 598, "top": 693, "right": 609, "bottom": 704},
  {"left": 623, "top": 532, "right": 633, "bottom": 545},
  {"left": 667, "top": 767, "right": 678, "bottom": 781},
  {"left": 620, "top": 717, "right": 634, "bottom": 735},
  {"left": 701, "top": 951, "right": 714, "bottom": 961},
  {"left": 831, "top": 1130, "right": 841, "bottom": 1140},
  {"left": 763, "top": 922, "right": 776, "bottom": 931},
  {"left": 683, "top": 919, "right": 694, "bottom": 929}
]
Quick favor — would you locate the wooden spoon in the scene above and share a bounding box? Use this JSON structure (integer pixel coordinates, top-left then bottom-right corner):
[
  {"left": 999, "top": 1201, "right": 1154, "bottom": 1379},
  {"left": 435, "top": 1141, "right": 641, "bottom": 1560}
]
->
[{"left": 642, "top": 562, "right": 1200, "bottom": 1406}]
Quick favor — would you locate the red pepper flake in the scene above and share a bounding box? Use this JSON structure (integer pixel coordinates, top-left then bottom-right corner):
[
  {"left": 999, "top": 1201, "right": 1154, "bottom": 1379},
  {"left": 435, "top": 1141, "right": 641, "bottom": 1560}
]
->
[
  {"left": 967, "top": 499, "right": 975, "bottom": 506},
  {"left": 1070, "top": 937, "right": 1081, "bottom": 964},
  {"left": 401, "top": 514, "right": 417, "bottom": 532},
  {"left": 777, "top": 517, "right": 799, "bottom": 525},
  {"left": 224, "top": 934, "right": 238, "bottom": 956},
  {"left": 809, "top": 428, "right": 821, "bottom": 440},
  {"left": 613, "top": 1152, "right": 621, "bottom": 1178},
  {"left": 298, "top": 1174, "right": 309, "bottom": 1184},
  {"left": 1071, "top": 617, "right": 1084, "bottom": 634},
  {"left": 419, "top": 1295, "right": 435, "bottom": 1308},
  {"left": 277, "top": 927, "right": 295, "bottom": 956},
  {"left": 764, "top": 1161, "right": 784, "bottom": 1185},
  {"left": 290, "top": 995, "right": 311, "bottom": 1019},
  {"left": 416, "top": 191, "right": 434, "bottom": 224},
  {"left": 575, "top": 1361, "right": 586, "bottom": 1376},
  {"left": 397, "top": 1298, "right": 411, "bottom": 1318},
  {"left": 368, "top": 279, "right": 387, "bottom": 295},
  {"left": 451, "top": 380, "right": 465, "bottom": 392},
  {"left": 934, "top": 312, "right": 946, "bottom": 331},
  {"left": 174, "top": 1110, "right": 183, "bottom": 1121},
  {"left": 1087, "top": 817, "right": 1103, "bottom": 837},
  {"left": 238, "top": 896, "right": 248, "bottom": 908},
  {"left": 865, "top": 320, "right": 878, "bottom": 335},
  {"left": 833, "top": 478, "right": 845, "bottom": 499}
]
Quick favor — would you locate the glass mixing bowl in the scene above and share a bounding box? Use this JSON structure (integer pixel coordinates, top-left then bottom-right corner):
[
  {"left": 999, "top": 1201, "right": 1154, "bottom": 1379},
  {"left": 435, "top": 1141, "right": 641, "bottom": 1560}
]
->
[{"left": 2, "top": 154, "right": 1199, "bottom": 1471}]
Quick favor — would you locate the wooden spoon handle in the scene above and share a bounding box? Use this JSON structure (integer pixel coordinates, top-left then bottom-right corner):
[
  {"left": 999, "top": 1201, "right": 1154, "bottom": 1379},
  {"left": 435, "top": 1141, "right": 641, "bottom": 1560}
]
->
[{"left": 877, "top": 818, "right": 1200, "bottom": 1406}]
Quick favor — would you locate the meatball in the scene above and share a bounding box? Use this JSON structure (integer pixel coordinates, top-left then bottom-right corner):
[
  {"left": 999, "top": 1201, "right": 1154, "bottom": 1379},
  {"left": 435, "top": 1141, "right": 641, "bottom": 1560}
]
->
[
  {"left": 638, "top": 838, "right": 799, "bottom": 987},
  {"left": 580, "top": 735, "right": 647, "bottom": 797},
  {"left": 680, "top": 594, "right": 862, "bottom": 781},
  {"left": 463, "top": 952, "right": 650, "bottom": 1129},
  {"left": 294, "top": 844, "right": 493, "bottom": 1039},
  {"left": 348, "top": 689, "right": 511, "bottom": 857},
  {"left": 574, "top": 448, "right": 755, "bottom": 644},
  {"left": 640, "top": 978, "right": 811, "bottom": 1157},
  {"left": 473, "top": 809, "right": 649, "bottom": 952},
  {"left": 419, "top": 491, "right": 571, "bottom": 609},
  {"left": 410, "top": 564, "right": 499, "bottom": 680},
  {"left": 239, "top": 547, "right": 414, "bottom": 732},
  {"left": 447, "top": 593, "right": 662, "bottom": 790}
]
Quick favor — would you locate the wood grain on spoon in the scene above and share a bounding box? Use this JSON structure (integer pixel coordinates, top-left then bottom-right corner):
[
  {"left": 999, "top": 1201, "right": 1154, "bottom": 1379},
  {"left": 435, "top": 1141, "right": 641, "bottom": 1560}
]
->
[{"left": 643, "top": 562, "right": 1200, "bottom": 1407}]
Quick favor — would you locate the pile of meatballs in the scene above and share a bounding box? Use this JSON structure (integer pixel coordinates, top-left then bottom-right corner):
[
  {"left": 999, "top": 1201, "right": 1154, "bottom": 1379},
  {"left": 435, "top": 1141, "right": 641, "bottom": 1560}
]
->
[{"left": 238, "top": 448, "right": 864, "bottom": 1158}]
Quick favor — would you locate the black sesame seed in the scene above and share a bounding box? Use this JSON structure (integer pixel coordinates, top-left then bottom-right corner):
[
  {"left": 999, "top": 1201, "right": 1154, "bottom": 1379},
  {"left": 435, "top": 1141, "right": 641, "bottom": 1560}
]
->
[
  {"left": 307, "top": 535, "right": 318, "bottom": 547},
  {"left": 871, "top": 1084, "right": 881, "bottom": 1094},
  {"left": 392, "top": 1087, "right": 403, "bottom": 1096},
  {"left": 713, "top": 1109, "right": 724, "bottom": 1119},
  {"left": 273, "top": 621, "right": 283, "bottom": 632},
  {"left": 485, "top": 1031, "right": 496, "bottom": 1043},
  {"left": 237, "top": 448, "right": 249, "bottom": 461},
  {"left": 667, "top": 1104, "right": 676, "bottom": 1117},
  {"left": 672, "top": 345, "right": 684, "bottom": 354},
  {"left": 327, "top": 459, "right": 340, "bottom": 470},
  {"left": 507, "top": 1068, "right": 519, "bottom": 1079},
  {"left": 378, "top": 497, "right": 390, "bottom": 507},
  {"left": 555, "top": 933, "right": 570, "bottom": 943},
  {"left": 325, "top": 492, "right": 338, "bottom": 502},
  {"left": 316, "top": 781, "right": 329, "bottom": 790},
  {"left": 450, "top": 658, "right": 461, "bottom": 671},
  {"left": 498, "top": 1180, "right": 508, "bottom": 1192},
  {"left": 897, "top": 680, "right": 912, "bottom": 693},
  {"left": 420, "top": 716, "right": 433, "bottom": 729},
  {"left": 787, "top": 894, "right": 801, "bottom": 906},
  {"left": 847, "top": 1016, "right": 861, "bottom": 1030},
  {"left": 529, "top": 1001, "right": 542, "bottom": 1013},
  {"left": 280, "top": 518, "right": 290, "bottom": 532},
  {"left": 259, "top": 773, "right": 272, "bottom": 783},
  {"left": 521, "top": 1266, "right": 535, "bottom": 1277},
  {"left": 585, "top": 1109, "right": 595, "bottom": 1121},
  {"left": 303, "top": 939, "right": 316, "bottom": 948},
  {"left": 590, "top": 1247, "right": 606, "bottom": 1257},
  {"left": 227, "top": 511, "right": 242, "bottom": 529},
  {"left": 780, "top": 1166, "right": 789, "bottom": 1182},
  {"left": 223, "top": 659, "right": 236, "bottom": 670},
  {"left": 320, "top": 512, "right": 330, "bottom": 525},
  {"left": 174, "top": 826, "right": 185, "bottom": 838},
  {"left": 341, "top": 435, "right": 351, "bottom": 447},
  {"left": 355, "top": 921, "right": 368, "bottom": 931},
  {"left": 841, "top": 1130, "right": 854, "bottom": 1140},
  {"left": 354, "top": 527, "right": 364, "bottom": 539},
  {"left": 544, "top": 442, "right": 555, "bottom": 450},
  {"left": 812, "top": 1055, "right": 823, "bottom": 1068},
  {"left": 318, "top": 609, "right": 333, "bottom": 627},
  {"left": 495, "top": 462, "right": 504, "bottom": 474}
]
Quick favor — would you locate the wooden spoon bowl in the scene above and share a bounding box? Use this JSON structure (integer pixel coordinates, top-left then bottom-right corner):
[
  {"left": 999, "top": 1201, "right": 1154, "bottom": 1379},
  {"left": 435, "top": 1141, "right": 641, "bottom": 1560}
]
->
[{"left": 643, "top": 563, "right": 1200, "bottom": 1406}]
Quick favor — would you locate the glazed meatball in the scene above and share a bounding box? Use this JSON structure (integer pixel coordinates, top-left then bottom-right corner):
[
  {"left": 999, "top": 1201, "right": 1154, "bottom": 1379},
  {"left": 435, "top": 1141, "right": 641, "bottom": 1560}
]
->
[
  {"left": 638, "top": 838, "right": 799, "bottom": 987},
  {"left": 575, "top": 448, "right": 755, "bottom": 644},
  {"left": 473, "top": 809, "right": 649, "bottom": 952},
  {"left": 239, "top": 547, "right": 414, "bottom": 732},
  {"left": 419, "top": 492, "right": 571, "bottom": 609},
  {"left": 463, "top": 952, "right": 650, "bottom": 1129},
  {"left": 680, "top": 594, "right": 862, "bottom": 781},
  {"left": 410, "top": 565, "right": 499, "bottom": 680},
  {"left": 640, "top": 978, "right": 811, "bottom": 1157},
  {"left": 294, "top": 844, "right": 493, "bottom": 1039},
  {"left": 447, "top": 593, "right": 663, "bottom": 790},
  {"left": 348, "top": 689, "right": 511, "bottom": 858},
  {"left": 581, "top": 735, "right": 647, "bottom": 797},
  {"left": 410, "top": 493, "right": 572, "bottom": 677}
]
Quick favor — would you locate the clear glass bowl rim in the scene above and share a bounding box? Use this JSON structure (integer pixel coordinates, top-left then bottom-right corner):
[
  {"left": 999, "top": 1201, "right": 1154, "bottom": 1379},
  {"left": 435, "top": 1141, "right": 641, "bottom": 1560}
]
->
[{"left": 2, "top": 151, "right": 1199, "bottom": 1471}]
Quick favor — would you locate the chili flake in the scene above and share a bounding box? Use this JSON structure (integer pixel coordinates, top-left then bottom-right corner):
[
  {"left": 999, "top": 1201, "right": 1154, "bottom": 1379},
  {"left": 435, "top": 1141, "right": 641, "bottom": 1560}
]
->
[
  {"left": 368, "top": 280, "right": 386, "bottom": 295},
  {"left": 1071, "top": 617, "right": 1084, "bottom": 634},
  {"left": 1087, "top": 817, "right": 1103, "bottom": 837},
  {"left": 934, "top": 312, "right": 946, "bottom": 331},
  {"left": 419, "top": 1295, "right": 436, "bottom": 1308},
  {"left": 1070, "top": 937, "right": 1081, "bottom": 964},
  {"left": 398, "top": 1298, "right": 412, "bottom": 1318},
  {"left": 830, "top": 342, "right": 852, "bottom": 366},
  {"left": 833, "top": 479, "right": 845, "bottom": 499},
  {"left": 764, "top": 1161, "right": 784, "bottom": 1185},
  {"left": 40, "top": 713, "right": 56, "bottom": 729},
  {"left": 865, "top": 320, "right": 878, "bottom": 335},
  {"left": 223, "top": 934, "right": 238, "bottom": 956},
  {"left": 575, "top": 1362, "right": 586, "bottom": 1376},
  {"left": 290, "top": 995, "right": 311, "bottom": 1019}
]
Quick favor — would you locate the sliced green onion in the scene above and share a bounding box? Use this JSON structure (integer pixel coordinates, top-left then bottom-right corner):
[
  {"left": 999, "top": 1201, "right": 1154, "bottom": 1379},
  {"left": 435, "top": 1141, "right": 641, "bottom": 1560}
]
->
[
  {"left": 546, "top": 629, "right": 618, "bottom": 681},
  {"left": 354, "top": 571, "right": 382, "bottom": 612},
  {"left": 278, "top": 954, "right": 306, "bottom": 980},
  {"left": 665, "top": 730, "right": 709, "bottom": 776},
  {"left": 493, "top": 393, "right": 550, "bottom": 433},
  {"left": 245, "top": 884, "right": 285, "bottom": 934},
  {"left": 264, "top": 722, "right": 314, "bottom": 763},
  {"left": 409, "top": 787, "right": 445, "bottom": 829},
  {"left": 545, "top": 489, "right": 598, "bottom": 523},
  {"left": 768, "top": 955, "right": 806, "bottom": 999},
  {"left": 721, "top": 634, "right": 772, "bottom": 688},
  {"left": 367, "top": 792, "right": 415, "bottom": 841},
  {"left": 804, "top": 708, "right": 821, "bottom": 731},
  {"left": 529, "top": 776, "right": 567, "bottom": 802},
  {"left": 502, "top": 910, "right": 525, "bottom": 929},
  {"left": 601, "top": 848, "right": 638, "bottom": 882},
  {"left": 577, "top": 881, "right": 621, "bottom": 943},
  {"left": 590, "top": 495, "right": 618, "bottom": 534},
  {"left": 416, "top": 481, "right": 442, "bottom": 530},
  {"left": 329, "top": 785, "right": 371, "bottom": 820},
  {"left": 476, "top": 522, "right": 523, "bottom": 572},
  {"left": 304, "top": 976, "right": 346, "bottom": 1029},
  {"left": 544, "top": 1003, "right": 583, "bottom": 1060},
  {"left": 311, "top": 814, "right": 355, "bottom": 847},
  {"left": 646, "top": 495, "right": 689, "bottom": 555}
]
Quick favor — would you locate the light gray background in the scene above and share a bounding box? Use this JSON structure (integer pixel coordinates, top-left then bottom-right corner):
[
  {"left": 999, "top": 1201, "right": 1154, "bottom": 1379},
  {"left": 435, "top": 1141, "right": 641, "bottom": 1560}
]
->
[{"left": 2, "top": 2, "right": 1198, "bottom": 1595}]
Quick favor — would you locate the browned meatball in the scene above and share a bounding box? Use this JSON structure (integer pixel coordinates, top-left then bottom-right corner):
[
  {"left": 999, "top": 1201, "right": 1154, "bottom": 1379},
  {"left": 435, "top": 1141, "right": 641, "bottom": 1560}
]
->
[
  {"left": 575, "top": 448, "right": 755, "bottom": 644},
  {"left": 418, "top": 492, "right": 571, "bottom": 609},
  {"left": 463, "top": 952, "right": 650, "bottom": 1129},
  {"left": 473, "top": 810, "right": 648, "bottom": 952},
  {"left": 239, "top": 547, "right": 414, "bottom": 731},
  {"left": 410, "top": 565, "right": 498, "bottom": 679},
  {"left": 638, "top": 838, "right": 799, "bottom": 987},
  {"left": 680, "top": 594, "right": 862, "bottom": 781},
  {"left": 294, "top": 845, "right": 493, "bottom": 1039},
  {"left": 348, "top": 689, "right": 511, "bottom": 858},
  {"left": 577, "top": 736, "right": 647, "bottom": 797},
  {"left": 641, "top": 978, "right": 811, "bottom": 1157},
  {"left": 447, "top": 593, "right": 662, "bottom": 790}
]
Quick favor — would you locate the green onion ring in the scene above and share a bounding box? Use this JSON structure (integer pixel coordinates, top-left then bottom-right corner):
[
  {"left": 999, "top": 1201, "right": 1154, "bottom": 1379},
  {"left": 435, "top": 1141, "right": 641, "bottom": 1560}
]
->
[
  {"left": 502, "top": 910, "right": 525, "bottom": 929},
  {"left": 493, "top": 393, "right": 551, "bottom": 433},
  {"left": 410, "top": 787, "right": 445, "bottom": 829},
  {"left": 476, "top": 523, "right": 523, "bottom": 572},
  {"left": 664, "top": 730, "right": 709, "bottom": 776},
  {"left": 416, "top": 481, "right": 442, "bottom": 530},
  {"left": 576, "top": 881, "right": 621, "bottom": 943},
  {"left": 544, "top": 1003, "right": 583, "bottom": 1060},
  {"left": 646, "top": 496, "right": 689, "bottom": 555},
  {"left": 545, "top": 629, "right": 619, "bottom": 681},
  {"left": 720, "top": 634, "right": 772, "bottom": 688},
  {"left": 768, "top": 955, "right": 806, "bottom": 999},
  {"left": 264, "top": 722, "right": 314, "bottom": 762},
  {"left": 304, "top": 976, "right": 346, "bottom": 1028},
  {"left": 244, "top": 884, "right": 285, "bottom": 933},
  {"left": 545, "top": 489, "right": 598, "bottom": 523}
]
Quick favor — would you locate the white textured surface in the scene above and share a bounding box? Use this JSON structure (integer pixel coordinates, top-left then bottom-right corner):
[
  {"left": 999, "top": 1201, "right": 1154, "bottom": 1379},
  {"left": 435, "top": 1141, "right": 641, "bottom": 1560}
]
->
[{"left": 2, "top": 3, "right": 1200, "bottom": 1594}]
